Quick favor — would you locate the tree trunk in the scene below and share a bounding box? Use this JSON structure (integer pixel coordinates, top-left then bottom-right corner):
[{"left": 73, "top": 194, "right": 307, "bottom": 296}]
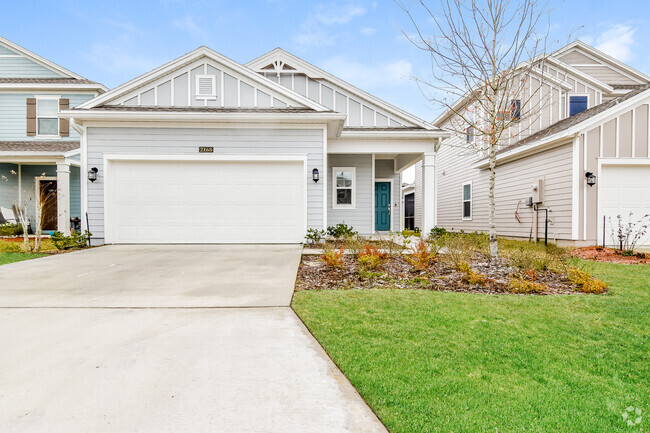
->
[{"left": 488, "top": 141, "right": 499, "bottom": 262}]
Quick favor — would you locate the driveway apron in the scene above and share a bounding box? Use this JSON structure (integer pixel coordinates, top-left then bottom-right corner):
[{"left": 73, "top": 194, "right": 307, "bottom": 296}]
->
[{"left": 0, "top": 245, "right": 387, "bottom": 433}]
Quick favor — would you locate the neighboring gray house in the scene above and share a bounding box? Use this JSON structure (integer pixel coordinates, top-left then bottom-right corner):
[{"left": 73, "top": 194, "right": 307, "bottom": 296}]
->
[
  {"left": 415, "top": 41, "right": 650, "bottom": 248},
  {"left": 0, "top": 36, "right": 106, "bottom": 234},
  {"left": 63, "top": 46, "right": 447, "bottom": 244}
]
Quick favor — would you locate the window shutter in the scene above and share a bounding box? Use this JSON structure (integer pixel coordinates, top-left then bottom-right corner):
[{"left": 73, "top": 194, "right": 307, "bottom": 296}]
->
[
  {"left": 26, "top": 98, "right": 36, "bottom": 136},
  {"left": 59, "top": 98, "right": 69, "bottom": 137}
]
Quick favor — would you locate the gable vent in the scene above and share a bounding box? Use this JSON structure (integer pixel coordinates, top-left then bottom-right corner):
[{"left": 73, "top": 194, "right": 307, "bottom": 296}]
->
[{"left": 195, "top": 75, "right": 216, "bottom": 99}]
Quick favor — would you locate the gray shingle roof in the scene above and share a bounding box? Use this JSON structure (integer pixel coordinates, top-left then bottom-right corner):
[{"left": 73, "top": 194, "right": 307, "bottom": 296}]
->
[
  {"left": 343, "top": 126, "right": 426, "bottom": 131},
  {"left": 502, "top": 84, "right": 650, "bottom": 153},
  {"left": 0, "top": 141, "right": 79, "bottom": 152},
  {"left": 77, "top": 106, "right": 321, "bottom": 113},
  {"left": 0, "top": 78, "right": 101, "bottom": 85}
]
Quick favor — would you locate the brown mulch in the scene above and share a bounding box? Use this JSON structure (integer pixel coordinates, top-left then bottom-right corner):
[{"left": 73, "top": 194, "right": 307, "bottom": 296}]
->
[
  {"left": 572, "top": 246, "right": 650, "bottom": 264},
  {"left": 295, "top": 255, "right": 585, "bottom": 295}
]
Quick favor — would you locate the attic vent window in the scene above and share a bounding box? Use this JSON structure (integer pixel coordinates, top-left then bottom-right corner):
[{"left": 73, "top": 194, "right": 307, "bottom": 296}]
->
[{"left": 195, "top": 75, "right": 216, "bottom": 100}]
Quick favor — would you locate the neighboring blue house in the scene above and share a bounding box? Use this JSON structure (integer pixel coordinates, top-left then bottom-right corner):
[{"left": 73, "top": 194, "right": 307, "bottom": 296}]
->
[{"left": 0, "top": 36, "right": 106, "bottom": 234}]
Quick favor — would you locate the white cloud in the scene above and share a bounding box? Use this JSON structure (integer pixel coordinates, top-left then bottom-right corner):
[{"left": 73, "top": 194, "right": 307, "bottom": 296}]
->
[
  {"left": 292, "top": 2, "right": 368, "bottom": 48},
  {"left": 320, "top": 56, "right": 413, "bottom": 89},
  {"left": 360, "top": 27, "right": 377, "bottom": 36},
  {"left": 83, "top": 38, "right": 160, "bottom": 77},
  {"left": 314, "top": 3, "right": 366, "bottom": 25},
  {"left": 171, "top": 14, "right": 209, "bottom": 39},
  {"left": 586, "top": 24, "right": 636, "bottom": 62}
]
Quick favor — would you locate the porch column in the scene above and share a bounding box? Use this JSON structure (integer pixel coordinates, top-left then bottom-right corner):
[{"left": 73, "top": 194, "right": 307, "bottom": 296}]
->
[
  {"left": 421, "top": 151, "right": 436, "bottom": 235},
  {"left": 56, "top": 162, "right": 71, "bottom": 235}
]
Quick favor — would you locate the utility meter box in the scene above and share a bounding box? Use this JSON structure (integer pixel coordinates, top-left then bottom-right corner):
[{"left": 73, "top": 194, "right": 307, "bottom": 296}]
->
[{"left": 532, "top": 179, "right": 544, "bottom": 203}]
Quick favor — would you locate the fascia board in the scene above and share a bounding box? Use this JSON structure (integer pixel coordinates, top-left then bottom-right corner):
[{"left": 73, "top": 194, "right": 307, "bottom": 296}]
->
[{"left": 0, "top": 83, "right": 107, "bottom": 92}]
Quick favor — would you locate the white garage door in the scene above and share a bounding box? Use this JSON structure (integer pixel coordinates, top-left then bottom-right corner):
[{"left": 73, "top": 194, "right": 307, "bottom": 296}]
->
[
  {"left": 106, "top": 158, "right": 305, "bottom": 244},
  {"left": 599, "top": 164, "right": 650, "bottom": 247}
]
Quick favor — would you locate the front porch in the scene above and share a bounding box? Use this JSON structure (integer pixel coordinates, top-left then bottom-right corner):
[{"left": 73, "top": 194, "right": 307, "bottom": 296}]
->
[
  {"left": 0, "top": 156, "right": 80, "bottom": 235},
  {"left": 325, "top": 128, "right": 442, "bottom": 236}
]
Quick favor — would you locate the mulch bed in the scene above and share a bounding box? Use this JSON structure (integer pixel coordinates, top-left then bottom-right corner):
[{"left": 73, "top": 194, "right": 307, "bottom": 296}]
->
[
  {"left": 572, "top": 246, "right": 650, "bottom": 264},
  {"left": 295, "top": 255, "right": 584, "bottom": 295}
]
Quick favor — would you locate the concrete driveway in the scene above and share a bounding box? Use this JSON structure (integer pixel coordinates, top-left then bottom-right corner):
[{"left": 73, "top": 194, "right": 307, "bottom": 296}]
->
[
  {"left": 0, "top": 246, "right": 388, "bottom": 433},
  {"left": 0, "top": 244, "right": 302, "bottom": 307}
]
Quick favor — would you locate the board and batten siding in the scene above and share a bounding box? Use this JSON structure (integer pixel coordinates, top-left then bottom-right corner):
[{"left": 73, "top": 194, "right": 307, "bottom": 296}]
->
[
  {"left": 85, "top": 127, "right": 324, "bottom": 242},
  {"left": 578, "top": 102, "right": 650, "bottom": 241},
  {"left": 0, "top": 93, "right": 94, "bottom": 140},
  {"left": 327, "top": 154, "right": 373, "bottom": 235},
  {"left": 107, "top": 57, "right": 303, "bottom": 109},
  {"left": 265, "top": 72, "right": 412, "bottom": 128},
  {"left": 434, "top": 137, "right": 574, "bottom": 240},
  {"left": 374, "top": 159, "right": 402, "bottom": 232}
]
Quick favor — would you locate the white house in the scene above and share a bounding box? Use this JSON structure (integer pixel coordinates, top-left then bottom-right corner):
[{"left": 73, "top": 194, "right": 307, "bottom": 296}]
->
[
  {"left": 414, "top": 41, "right": 650, "bottom": 248},
  {"left": 62, "top": 46, "right": 448, "bottom": 244}
]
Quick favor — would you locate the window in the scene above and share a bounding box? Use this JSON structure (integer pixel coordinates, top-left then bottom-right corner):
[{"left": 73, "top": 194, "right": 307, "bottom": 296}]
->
[
  {"left": 466, "top": 125, "right": 474, "bottom": 144},
  {"left": 462, "top": 182, "right": 472, "bottom": 220},
  {"left": 569, "top": 95, "right": 588, "bottom": 116},
  {"left": 195, "top": 75, "right": 217, "bottom": 99},
  {"left": 510, "top": 99, "right": 521, "bottom": 120},
  {"left": 332, "top": 167, "right": 355, "bottom": 208},
  {"left": 36, "top": 97, "right": 59, "bottom": 137}
]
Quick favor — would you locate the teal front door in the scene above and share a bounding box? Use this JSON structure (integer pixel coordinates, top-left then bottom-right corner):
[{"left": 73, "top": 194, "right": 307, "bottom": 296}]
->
[{"left": 375, "top": 182, "right": 391, "bottom": 231}]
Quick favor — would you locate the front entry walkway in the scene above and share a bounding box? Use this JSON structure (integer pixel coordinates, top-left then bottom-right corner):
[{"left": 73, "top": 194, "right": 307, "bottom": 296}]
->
[{"left": 0, "top": 246, "right": 388, "bottom": 432}]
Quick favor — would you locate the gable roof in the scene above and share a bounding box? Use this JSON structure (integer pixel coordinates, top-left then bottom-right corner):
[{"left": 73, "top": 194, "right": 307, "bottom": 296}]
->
[
  {"left": 552, "top": 40, "right": 650, "bottom": 84},
  {"left": 503, "top": 83, "right": 650, "bottom": 152},
  {"left": 0, "top": 36, "right": 85, "bottom": 80},
  {"left": 246, "top": 48, "right": 441, "bottom": 131},
  {"left": 79, "top": 46, "right": 329, "bottom": 111}
]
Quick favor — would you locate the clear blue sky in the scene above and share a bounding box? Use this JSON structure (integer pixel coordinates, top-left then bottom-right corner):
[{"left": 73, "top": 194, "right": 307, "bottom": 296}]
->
[{"left": 3, "top": 0, "right": 649, "bottom": 121}]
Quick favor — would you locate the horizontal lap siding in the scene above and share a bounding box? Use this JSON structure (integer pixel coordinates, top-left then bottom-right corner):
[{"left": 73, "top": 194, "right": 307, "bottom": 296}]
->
[
  {"left": 436, "top": 140, "right": 573, "bottom": 240},
  {"left": 327, "top": 154, "right": 372, "bottom": 235},
  {"left": 0, "top": 57, "right": 64, "bottom": 78},
  {"left": 86, "top": 127, "right": 324, "bottom": 242},
  {"left": 0, "top": 93, "right": 94, "bottom": 140}
]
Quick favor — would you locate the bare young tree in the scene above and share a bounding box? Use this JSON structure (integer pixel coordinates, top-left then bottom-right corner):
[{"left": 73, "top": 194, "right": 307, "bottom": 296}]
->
[{"left": 399, "top": 0, "right": 556, "bottom": 261}]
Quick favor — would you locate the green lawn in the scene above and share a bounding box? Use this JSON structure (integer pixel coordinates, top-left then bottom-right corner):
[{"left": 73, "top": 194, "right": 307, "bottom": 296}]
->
[
  {"left": 293, "top": 261, "right": 649, "bottom": 433},
  {"left": 0, "top": 252, "right": 47, "bottom": 266}
]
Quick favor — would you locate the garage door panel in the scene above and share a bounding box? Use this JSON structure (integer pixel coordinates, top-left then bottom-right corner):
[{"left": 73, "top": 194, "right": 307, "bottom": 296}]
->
[
  {"left": 107, "top": 159, "right": 305, "bottom": 244},
  {"left": 599, "top": 165, "right": 650, "bottom": 247}
]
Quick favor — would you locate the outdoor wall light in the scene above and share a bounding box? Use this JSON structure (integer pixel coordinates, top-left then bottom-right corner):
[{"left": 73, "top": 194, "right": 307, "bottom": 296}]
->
[
  {"left": 312, "top": 168, "right": 320, "bottom": 183},
  {"left": 585, "top": 171, "right": 596, "bottom": 187},
  {"left": 88, "top": 167, "right": 98, "bottom": 183}
]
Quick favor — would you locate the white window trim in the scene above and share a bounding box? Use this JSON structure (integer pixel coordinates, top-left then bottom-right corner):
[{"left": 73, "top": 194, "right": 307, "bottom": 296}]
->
[
  {"left": 332, "top": 166, "right": 356, "bottom": 209},
  {"left": 35, "top": 95, "right": 61, "bottom": 139},
  {"left": 462, "top": 181, "right": 472, "bottom": 220},
  {"left": 568, "top": 93, "right": 590, "bottom": 117},
  {"left": 195, "top": 74, "right": 217, "bottom": 100}
]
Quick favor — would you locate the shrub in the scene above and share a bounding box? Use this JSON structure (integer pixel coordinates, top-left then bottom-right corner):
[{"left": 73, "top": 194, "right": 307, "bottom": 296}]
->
[
  {"left": 0, "top": 223, "right": 22, "bottom": 237},
  {"left": 327, "top": 224, "right": 358, "bottom": 239},
  {"left": 343, "top": 235, "right": 365, "bottom": 256},
  {"left": 508, "top": 275, "right": 547, "bottom": 294},
  {"left": 458, "top": 261, "right": 487, "bottom": 286},
  {"left": 437, "top": 233, "right": 474, "bottom": 269},
  {"left": 51, "top": 230, "right": 92, "bottom": 250},
  {"left": 305, "top": 228, "right": 326, "bottom": 245},
  {"left": 428, "top": 226, "right": 447, "bottom": 240},
  {"left": 405, "top": 239, "right": 437, "bottom": 271},
  {"left": 357, "top": 244, "right": 387, "bottom": 270},
  {"left": 608, "top": 212, "right": 650, "bottom": 253},
  {"left": 566, "top": 267, "right": 608, "bottom": 294},
  {"left": 320, "top": 246, "right": 345, "bottom": 268},
  {"left": 502, "top": 242, "right": 567, "bottom": 273},
  {"left": 0, "top": 241, "right": 21, "bottom": 253}
]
